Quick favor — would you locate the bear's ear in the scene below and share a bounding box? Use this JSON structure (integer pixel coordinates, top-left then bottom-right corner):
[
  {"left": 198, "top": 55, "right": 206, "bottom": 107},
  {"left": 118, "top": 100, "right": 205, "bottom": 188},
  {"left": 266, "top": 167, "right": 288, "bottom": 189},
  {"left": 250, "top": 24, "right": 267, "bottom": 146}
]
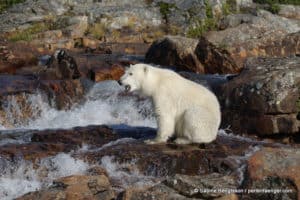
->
[{"left": 144, "top": 66, "right": 148, "bottom": 73}]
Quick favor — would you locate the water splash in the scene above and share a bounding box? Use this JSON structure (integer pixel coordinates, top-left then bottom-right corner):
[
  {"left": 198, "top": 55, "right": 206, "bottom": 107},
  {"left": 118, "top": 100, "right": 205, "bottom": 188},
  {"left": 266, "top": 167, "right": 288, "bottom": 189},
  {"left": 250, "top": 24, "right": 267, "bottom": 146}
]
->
[
  {"left": 0, "top": 153, "right": 89, "bottom": 200},
  {"left": 100, "top": 156, "right": 157, "bottom": 190},
  {"left": 0, "top": 81, "right": 156, "bottom": 130}
]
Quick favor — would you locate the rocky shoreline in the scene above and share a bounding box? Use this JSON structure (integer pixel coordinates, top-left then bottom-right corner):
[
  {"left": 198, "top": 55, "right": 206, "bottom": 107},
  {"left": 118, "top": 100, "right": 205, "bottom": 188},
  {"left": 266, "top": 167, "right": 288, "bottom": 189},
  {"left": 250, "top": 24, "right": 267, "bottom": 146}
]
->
[{"left": 0, "top": 0, "right": 299, "bottom": 199}]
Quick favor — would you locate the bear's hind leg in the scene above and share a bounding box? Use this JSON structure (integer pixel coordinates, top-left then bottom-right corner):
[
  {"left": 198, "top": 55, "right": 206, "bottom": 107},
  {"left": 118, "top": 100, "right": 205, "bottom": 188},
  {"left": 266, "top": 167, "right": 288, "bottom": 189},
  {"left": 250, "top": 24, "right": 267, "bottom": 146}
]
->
[
  {"left": 181, "top": 107, "right": 218, "bottom": 144},
  {"left": 174, "top": 137, "right": 192, "bottom": 144}
]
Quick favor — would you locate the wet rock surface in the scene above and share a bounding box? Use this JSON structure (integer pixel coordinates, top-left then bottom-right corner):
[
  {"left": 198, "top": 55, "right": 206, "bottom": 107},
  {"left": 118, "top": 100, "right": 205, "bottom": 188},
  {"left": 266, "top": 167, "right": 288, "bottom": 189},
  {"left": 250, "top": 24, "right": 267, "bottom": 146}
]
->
[
  {"left": 0, "top": 75, "right": 88, "bottom": 127},
  {"left": 0, "top": 124, "right": 295, "bottom": 200}
]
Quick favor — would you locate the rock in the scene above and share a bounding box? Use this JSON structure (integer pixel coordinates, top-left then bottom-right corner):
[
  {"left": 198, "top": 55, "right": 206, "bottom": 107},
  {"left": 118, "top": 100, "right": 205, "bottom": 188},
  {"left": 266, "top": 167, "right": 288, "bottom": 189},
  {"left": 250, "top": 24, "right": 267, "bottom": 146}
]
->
[
  {"left": 93, "top": 64, "right": 125, "bottom": 82},
  {"left": 0, "top": 41, "right": 46, "bottom": 74},
  {"left": 121, "top": 183, "right": 190, "bottom": 200},
  {"left": 63, "top": 16, "right": 88, "bottom": 39},
  {"left": 40, "top": 79, "right": 86, "bottom": 110},
  {"left": 145, "top": 36, "right": 204, "bottom": 73},
  {"left": 0, "top": 125, "right": 116, "bottom": 161},
  {"left": 218, "top": 13, "right": 255, "bottom": 30},
  {"left": 195, "top": 37, "right": 240, "bottom": 74},
  {"left": 178, "top": 72, "right": 234, "bottom": 93},
  {"left": 121, "top": 173, "right": 239, "bottom": 200},
  {"left": 48, "top": 49, "right": 81, "bottom": 80},
  {"left": 0, "top": 75, "right": 88, "bottom": 127},
  {"left": 146, "top": 36, "right": 240, "bottom": 74},
  {"left": 205, "top": 10, "right": 300, "bottom": 69},
  {"left": 220, "top": 57, "right": 300, "bottom": 136},
  {"left": 37, "top": 30, "right": 63, "bottom": 40},
  {"left": 80, "top": 132, "right": 271, "bottom": 179},
  {"left": 165, "top": 173, "right": 238, "bottom": 199},
  {"left": 278, "top": 4, "right": 300, "bottom": 20},
  {"left": 18, "top": 174, "right": 115, "bottom": 200},
  {"left": 242, "top": 147, "right": 299, "bottom": 200}
]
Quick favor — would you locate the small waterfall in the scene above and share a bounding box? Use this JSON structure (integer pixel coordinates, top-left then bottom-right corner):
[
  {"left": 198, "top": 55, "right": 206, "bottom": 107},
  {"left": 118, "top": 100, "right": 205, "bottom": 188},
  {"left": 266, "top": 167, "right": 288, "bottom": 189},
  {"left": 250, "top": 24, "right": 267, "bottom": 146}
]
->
[
  {"left": 0, "top": 80, "right": 156, "bottom": 131},
  {"left": 0, "top": 153, "right": 89, "bottom": 200}
]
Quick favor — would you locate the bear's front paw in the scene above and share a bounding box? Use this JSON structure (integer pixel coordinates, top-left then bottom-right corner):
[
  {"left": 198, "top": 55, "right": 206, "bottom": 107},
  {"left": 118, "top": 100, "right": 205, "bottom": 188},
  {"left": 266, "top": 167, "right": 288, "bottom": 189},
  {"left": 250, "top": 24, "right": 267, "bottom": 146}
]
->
[{"left": 144, "top": 138, "right": 165, "bottom": 145}]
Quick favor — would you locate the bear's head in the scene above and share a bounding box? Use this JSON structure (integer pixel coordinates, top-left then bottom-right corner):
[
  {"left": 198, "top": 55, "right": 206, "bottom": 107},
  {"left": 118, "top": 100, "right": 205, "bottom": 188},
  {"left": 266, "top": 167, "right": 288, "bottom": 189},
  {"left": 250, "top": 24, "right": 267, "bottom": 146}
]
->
[{"left": 118, "top": 63, "right": 152, "bottom": 95}]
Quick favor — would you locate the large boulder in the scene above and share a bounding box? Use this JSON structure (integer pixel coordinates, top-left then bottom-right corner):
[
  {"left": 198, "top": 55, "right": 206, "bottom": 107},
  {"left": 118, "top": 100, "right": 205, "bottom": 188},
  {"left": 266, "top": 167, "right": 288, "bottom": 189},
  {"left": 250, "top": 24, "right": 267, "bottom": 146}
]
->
[
  {"left": 145, "top": 36, "right": 240, "bottom": 74},
  {"left": 145, "top": 36, "right": 203, "bottom": 72},
  {"left": 220, "top": 57, "right": 300, "bottom": 136},
  {"left": 242, "top": 147, "right": 299, "bottom": 200},
  {"left": 206, "top": 10, "right": 300, "bottom": 69}
]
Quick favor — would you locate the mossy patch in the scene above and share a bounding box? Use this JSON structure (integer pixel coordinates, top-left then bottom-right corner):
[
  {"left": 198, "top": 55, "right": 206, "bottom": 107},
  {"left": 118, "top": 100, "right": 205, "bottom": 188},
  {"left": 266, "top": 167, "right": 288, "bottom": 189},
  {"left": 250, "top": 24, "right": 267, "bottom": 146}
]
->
[
  {"left": 187, "top": 0, "right": 217, "bottom": 38},
  {"left": 7, "top": 22, "right": 50, "bottom": 42},
  {"left": 158, "top": 2, "right": 176, "bottom": 23},
  {"left": 86, "top": 23, "right": 108, "bottom": 39},
  {"left": 0, "top": 0, "right": 26, "bottom": 13}
]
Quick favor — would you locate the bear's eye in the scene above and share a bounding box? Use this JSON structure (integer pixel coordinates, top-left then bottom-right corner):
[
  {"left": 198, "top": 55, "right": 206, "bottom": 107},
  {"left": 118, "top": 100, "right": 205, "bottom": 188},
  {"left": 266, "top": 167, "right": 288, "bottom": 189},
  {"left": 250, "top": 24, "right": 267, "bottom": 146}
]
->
[{"left": 129, "top": 72, "right": 133, "bottom": 76}]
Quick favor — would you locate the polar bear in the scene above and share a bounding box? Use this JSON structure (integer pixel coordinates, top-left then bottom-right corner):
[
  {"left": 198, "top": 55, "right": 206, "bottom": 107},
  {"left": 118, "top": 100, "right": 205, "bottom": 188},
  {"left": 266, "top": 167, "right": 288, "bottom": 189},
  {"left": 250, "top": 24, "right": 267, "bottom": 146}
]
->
[{"left": 118, "top": 63, "right": 221, "bottom": 144}]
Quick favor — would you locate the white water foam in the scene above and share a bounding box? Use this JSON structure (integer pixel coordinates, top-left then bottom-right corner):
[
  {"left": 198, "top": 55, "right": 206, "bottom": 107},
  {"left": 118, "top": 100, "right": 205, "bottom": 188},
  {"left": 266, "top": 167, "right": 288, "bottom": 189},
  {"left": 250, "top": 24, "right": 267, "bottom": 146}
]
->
[
  {"left": 0, "top": 153, "right": 89, "bottom": 200},
  {"left": 0, "top": 81, "right": 156, "bottom": 131},
  {"left": 101, "top": 156, "right": 157, "bottom": 189}
]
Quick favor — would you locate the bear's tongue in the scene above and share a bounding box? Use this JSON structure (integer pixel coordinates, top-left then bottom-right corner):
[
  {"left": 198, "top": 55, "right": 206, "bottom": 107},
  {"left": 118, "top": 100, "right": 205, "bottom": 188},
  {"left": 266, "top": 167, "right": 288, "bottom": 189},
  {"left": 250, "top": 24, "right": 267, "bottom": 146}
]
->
[{"left": 125, "top": 85, "right": 131, "bottom": 92}]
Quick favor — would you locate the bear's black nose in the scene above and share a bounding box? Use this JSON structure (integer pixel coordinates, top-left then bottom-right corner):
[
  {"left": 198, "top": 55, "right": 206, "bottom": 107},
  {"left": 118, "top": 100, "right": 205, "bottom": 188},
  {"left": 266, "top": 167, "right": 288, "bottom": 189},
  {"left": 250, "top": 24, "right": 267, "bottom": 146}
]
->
[{"left": 117, "top": 80, "right": 122, "bottom": 85}]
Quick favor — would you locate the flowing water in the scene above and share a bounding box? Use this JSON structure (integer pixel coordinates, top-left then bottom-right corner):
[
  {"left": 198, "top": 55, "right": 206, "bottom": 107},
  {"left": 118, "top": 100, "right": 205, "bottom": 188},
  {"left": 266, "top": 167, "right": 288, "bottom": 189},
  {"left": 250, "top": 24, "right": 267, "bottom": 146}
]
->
[
  {"left": 0, "top": 80, "right": 268, "bottom": 199},
  {"left": 0, "top": 80, "right": 156, "bottom": 131},
  {"left": 0, "top": 80, "right": 157, "bottom": 199}
]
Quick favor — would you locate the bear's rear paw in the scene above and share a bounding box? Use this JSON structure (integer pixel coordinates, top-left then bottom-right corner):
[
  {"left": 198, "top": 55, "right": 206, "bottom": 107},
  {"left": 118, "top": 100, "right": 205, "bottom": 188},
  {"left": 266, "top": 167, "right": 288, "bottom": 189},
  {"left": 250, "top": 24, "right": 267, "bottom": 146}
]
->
[
  {"left": 174, "top": 138, "right": 192, "bottom": 145},
  {"left": 144, "top": 138, "right": 166, "bottom": 145}
]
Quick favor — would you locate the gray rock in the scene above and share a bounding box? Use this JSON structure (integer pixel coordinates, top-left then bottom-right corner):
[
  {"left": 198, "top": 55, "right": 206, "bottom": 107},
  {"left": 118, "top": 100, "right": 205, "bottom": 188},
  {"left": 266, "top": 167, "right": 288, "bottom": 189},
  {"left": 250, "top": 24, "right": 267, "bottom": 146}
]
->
[
  {"left": 220, "top": 56, "right": 300, "bottom": 135},
  {"left": 278, "top": 4, "right": 300, "bottom": 20},
  {"left": 165, "top": 173, "right": 238, "bottom": 199},
  {"left": 206, "top": 10, "right": 300, "bottom": 68}
]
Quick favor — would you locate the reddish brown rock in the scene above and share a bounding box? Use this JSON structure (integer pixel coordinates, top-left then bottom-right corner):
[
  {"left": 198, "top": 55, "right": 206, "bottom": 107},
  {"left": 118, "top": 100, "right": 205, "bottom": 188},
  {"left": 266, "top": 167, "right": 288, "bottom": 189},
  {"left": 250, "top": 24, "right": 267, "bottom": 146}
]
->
[
  {"left": 93, "top": 64, "right": 125, "bottom": 82},
  {"left": 243, "top": 147, "right": 299, "bottom": 200},
  {"left": 195, "top": 37, "right": 240, "bottom": 74},
  {"left": 0, "top": 41, "right": 48, "bottom": 74},
  {"left": 0, "top": 125, "right": 116, "bottom": 161},
  {"left": 18, "top": 174, "right": 115, "bottom": 200}
]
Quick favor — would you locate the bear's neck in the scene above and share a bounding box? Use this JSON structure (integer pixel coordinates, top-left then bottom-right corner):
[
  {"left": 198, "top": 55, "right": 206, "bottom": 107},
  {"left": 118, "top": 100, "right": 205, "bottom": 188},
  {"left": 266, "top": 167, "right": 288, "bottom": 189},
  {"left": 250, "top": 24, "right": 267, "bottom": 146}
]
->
[{"left": 141, "top": 73, "right": 159, "bottom": 97}]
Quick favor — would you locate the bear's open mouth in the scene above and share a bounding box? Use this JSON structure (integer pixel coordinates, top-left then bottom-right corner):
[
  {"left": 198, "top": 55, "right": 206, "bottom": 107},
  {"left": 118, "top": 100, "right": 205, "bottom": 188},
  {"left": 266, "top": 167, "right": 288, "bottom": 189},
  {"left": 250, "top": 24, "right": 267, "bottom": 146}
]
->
[{"left": 125, "top": 85, "right": 131, "bottom": 92}]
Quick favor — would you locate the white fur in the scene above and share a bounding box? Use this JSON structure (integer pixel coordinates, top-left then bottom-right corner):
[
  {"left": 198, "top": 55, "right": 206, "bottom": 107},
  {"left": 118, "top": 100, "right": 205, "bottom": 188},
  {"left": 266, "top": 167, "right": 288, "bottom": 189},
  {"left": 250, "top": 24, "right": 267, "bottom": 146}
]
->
[{"left": 119, "top": 64, "right": 221, "bottom": 144}]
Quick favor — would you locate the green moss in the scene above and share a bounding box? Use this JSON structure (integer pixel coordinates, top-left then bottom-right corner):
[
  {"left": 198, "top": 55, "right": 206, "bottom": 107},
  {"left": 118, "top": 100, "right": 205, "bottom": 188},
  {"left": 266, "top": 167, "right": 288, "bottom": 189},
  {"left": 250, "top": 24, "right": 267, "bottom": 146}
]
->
[
  {"left": 8, "top": 22, "right": 49, "bottom": 42},
  {"left": 158, "top": 2, "right": 176, "bottom": 23},
  {"left": 0, "top": 0, "right": 26, "bottom": 13},
  {"left": 254, "top": 0, "right": 300, "bottom": 14},
  {"left": 187, "top": 0, "right": 217, "bottom": 38},
  {"left": 86, "top": 23, "right": 108, "bottom": 39},
  {"left": 269, "top": 3, "right": 280, "bottom": 13}
]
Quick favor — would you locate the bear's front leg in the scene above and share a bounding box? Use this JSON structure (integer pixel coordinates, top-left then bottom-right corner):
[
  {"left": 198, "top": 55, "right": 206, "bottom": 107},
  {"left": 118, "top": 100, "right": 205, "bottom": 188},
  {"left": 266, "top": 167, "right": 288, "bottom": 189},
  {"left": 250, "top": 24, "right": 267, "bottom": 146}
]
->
[{"left": 145, "top": 114, "right": 175, "bottom": 144}]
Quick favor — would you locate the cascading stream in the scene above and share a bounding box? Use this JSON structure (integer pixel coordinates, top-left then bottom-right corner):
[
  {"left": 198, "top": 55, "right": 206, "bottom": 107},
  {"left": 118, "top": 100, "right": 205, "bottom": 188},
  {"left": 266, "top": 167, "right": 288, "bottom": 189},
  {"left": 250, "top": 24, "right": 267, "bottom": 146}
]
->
[{"left": 0, "top": 80, "right": 156, "bottom": 131}]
